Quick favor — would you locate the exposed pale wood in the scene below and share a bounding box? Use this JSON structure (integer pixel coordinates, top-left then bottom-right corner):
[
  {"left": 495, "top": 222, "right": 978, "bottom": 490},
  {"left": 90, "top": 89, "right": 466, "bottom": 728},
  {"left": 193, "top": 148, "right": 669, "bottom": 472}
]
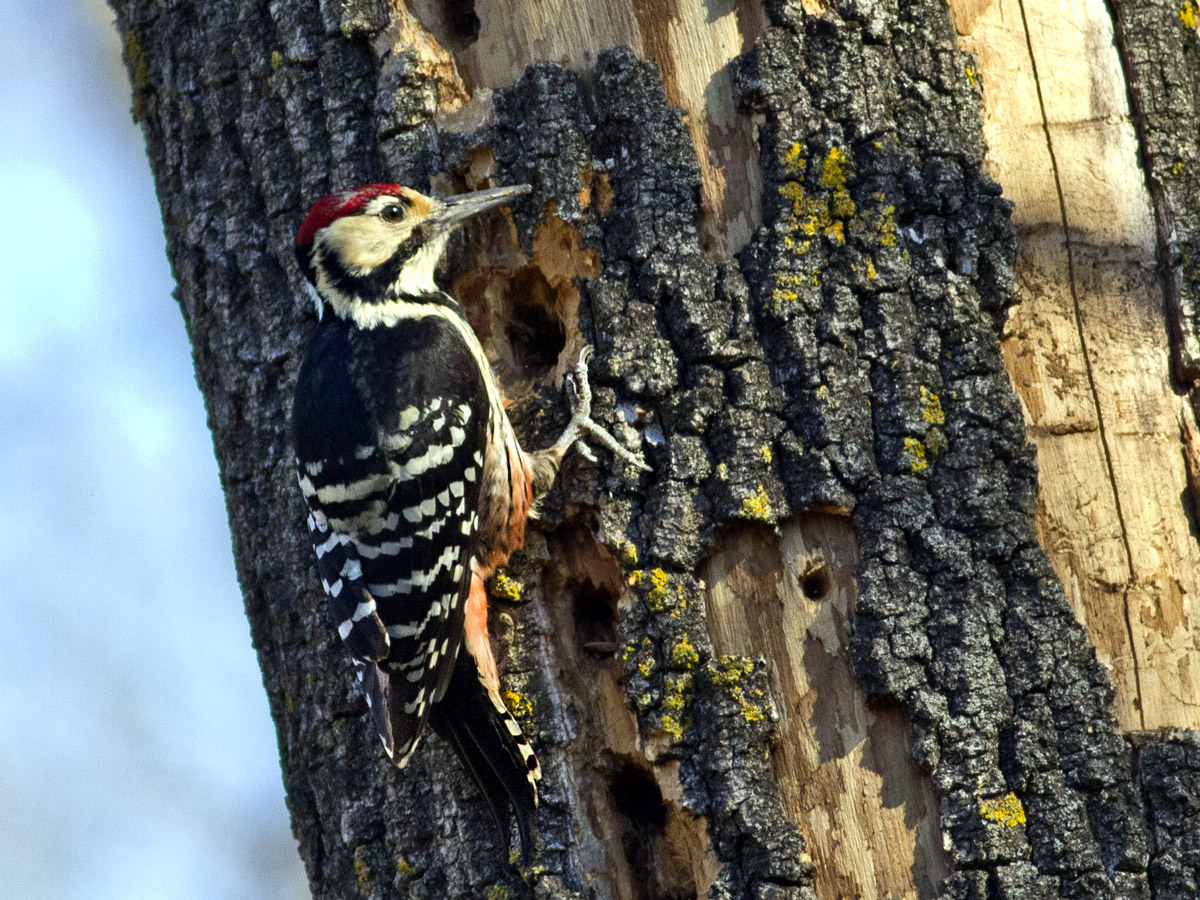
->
[
  {"left": 955, "top": 0, "right": 1200, "bottom": 731},
  {"left": 413, "top": 0, "right": 767, "bottom": 256},
  {"left": 703, "top": 519, "right": 949, "bottom": 900},
  {"left": 539, "top": 527, "right": 722, "bottom": 900}
]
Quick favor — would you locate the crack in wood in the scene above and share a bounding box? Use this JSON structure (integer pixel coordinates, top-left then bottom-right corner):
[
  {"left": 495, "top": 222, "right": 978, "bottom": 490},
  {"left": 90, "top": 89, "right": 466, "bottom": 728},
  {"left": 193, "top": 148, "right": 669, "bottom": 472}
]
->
[{"left": 1014, "top": 0, "right": 1147, "bottom": 729}]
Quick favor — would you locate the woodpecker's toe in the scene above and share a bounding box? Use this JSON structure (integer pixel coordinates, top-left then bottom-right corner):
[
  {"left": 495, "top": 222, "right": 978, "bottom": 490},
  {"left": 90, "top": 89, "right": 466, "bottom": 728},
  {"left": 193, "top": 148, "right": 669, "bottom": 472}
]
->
[{"left": 549, "top": 344, "right": 649, "bottom": 473}]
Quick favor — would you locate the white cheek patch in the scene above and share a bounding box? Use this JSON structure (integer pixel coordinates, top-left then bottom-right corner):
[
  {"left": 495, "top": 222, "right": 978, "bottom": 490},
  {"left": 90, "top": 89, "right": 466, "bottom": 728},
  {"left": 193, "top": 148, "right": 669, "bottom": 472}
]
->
[{"left": 324, "top": 215, "right": 414, "bottom": 273}]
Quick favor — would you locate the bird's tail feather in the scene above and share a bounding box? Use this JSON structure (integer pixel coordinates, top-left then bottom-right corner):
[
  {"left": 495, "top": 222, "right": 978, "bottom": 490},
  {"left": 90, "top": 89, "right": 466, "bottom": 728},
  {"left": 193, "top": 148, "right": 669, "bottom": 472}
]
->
[{"left": 429, "top": 652, "right": 539, "bottom": 861}]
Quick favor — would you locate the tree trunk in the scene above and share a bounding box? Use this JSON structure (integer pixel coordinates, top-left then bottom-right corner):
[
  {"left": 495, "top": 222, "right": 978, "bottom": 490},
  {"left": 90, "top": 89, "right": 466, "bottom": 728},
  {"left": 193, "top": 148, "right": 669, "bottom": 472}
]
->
[{"left": 110, "top": 0, "right": 1200, "bottom": 898}]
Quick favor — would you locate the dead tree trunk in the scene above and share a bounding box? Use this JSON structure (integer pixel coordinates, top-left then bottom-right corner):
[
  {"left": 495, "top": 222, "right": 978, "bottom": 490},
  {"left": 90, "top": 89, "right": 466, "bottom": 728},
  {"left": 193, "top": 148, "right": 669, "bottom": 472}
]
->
[{"left": 111, "top": 0, "right": 1200, "bottom": 898}]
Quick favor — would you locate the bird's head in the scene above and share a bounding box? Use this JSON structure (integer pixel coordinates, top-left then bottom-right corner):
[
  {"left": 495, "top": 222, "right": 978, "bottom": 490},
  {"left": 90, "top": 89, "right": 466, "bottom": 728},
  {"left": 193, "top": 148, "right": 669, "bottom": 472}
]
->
[{"left": 295, "top": 183, "right": 530, "bottom": 326}]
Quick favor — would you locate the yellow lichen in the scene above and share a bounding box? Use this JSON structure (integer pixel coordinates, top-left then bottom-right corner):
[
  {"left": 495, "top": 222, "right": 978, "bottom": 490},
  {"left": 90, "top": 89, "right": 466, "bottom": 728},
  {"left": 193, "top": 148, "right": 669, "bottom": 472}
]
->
[
  {"left": 353, "top": 849, "right": 370, "bottom": 893},
  {"left": 816, "top": 384, "right": 833, "bottom": 406},
  {"left": 820, "top": 147, "right": 856, "bottom": 221},
  {"left": 711, "top": 658, "right": 765, "bottom": 722},
  {"left": 875, "top": 205, "right": 898, "bottom": 247},
  {"left": 635, "top": 637, "right": 657, "bottom": 679},
  {"left": 503, "top": 689, "right": 533, "bottom": 719},
  {"left": 1173, "top": 160, "right": 1187, "bottom": 176},
  {"left": 1183, "top": 2, "right": 1197, "bottom": 28},
  {"left": 966, "top": 66, "right": 976, "bottom": 87},
  {"left": 711, "top": 656, "right": 755, "bottom": 686},
  {"left": 819, "top": 146, "right": 849, "bottom": 189},
  {"left": 735, "top": 687, "right": 765, "bottom": 723},
  {"left": 615, "top": 539, "right": 639, "bottom": 566},
  {"left": 741, "top": 485, "right": 772, "bottom": 521},
  {"left": 493, "top": 572, "right": 523, "bottom": 601},
  {"left": 270, "top": 50, "right": 284, "bottom": 71},
  {"left": 980, "top": 792, "right": 1027, "bottom": 828},
  {"left": 830, "top": 192, "right": 856, "bottom": 220},
  {"left": 663, "top": 678, "right": 689, "bottom": 711},
  {"left": 903, "top": 437, "right": 928, "bottom": 473},
  {"left": 396, "top": 860, "right": 417, "bottom": 878},
  {"left": 670, "top": 636, "right": 699, "bottom": 669},
  {"left": 783, "top": 142, "right": 806, "bottom": 175},
  {"left": 770, "top": 272, "right": 808, "bottom": 312},
  {"left": 648, "top": 568, "right": 671, "bottom": 610},
  {"left": 716, "top": 462, "right": 728, "bottom": 480},
  {"left": 486, "top": 884, "right": 511, "bottom": 900},
  {"left": 770, "top": 141, "right": 910, "bottom": 318},
  {"left": 759, "top": 443, "right": 774, "bottom": 464},
  {"left": 920, "top": 385, "right": 945, "bottom": 426},
  {"left": 628, "top": 569, "right": 644, "bottom": 586},
  {"left": 660, "top": 674, "right": 693, "bottom": 739},
  {"left": 782, "top": 233, "right": 811, "bottom": 255},
  {"left": 778, "top": 181, "right": 827, "bottom": 237}
]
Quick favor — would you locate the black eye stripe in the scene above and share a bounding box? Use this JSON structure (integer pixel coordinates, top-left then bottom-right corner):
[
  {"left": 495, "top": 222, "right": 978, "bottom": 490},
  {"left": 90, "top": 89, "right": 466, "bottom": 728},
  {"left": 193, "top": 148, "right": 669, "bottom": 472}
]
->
[{"left": 321, "top": 227, "right": 430, "bottom": 301}]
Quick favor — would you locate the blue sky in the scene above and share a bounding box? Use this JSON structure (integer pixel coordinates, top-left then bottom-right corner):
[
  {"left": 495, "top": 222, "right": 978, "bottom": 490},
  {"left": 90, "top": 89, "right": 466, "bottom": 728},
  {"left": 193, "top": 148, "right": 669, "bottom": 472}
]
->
[{"left": 0, "top": 1, "right": 308, "bottom": 896}]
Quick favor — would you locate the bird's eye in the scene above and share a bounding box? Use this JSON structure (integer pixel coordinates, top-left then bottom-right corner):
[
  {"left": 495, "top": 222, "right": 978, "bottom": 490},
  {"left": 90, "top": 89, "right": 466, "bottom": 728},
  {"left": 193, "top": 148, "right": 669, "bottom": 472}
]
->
[{"left": 379, "top": 204, "right": 404, "bottom": 223}]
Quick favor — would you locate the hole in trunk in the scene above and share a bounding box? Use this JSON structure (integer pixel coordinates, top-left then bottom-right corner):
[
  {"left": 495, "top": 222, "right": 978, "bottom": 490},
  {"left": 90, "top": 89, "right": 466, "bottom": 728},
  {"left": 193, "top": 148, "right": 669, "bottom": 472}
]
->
[
  {"left": 441, "top": 0, "right": 479, "bottom": 43},
  {"left": 800, "top": 558, "right": 832, "bottom": 599},
  {"left": 605, "top": 755, "right": 700, "bottom": 900},
  {"left": 505, "top": 266, "right": 565, "bottom": 375},
  {"left": 572, "top": 578, "right": 618, "bottom": 655}
]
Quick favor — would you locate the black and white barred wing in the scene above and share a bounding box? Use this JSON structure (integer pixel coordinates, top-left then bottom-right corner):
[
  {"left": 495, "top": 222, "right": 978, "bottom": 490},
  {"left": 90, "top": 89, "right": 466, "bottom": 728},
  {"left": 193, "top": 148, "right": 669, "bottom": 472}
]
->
[
  {"left": 369, "top": 396, "right": 485, "bottom": 765},
  {"left": 298, "top": 450, "right": 398, "bottom": 749},
  {"left": 300, "top": 464, "right": 392, "bottom": 663},
  {"left": 300, "top": 396, "right": 485, "bottom": 764}
]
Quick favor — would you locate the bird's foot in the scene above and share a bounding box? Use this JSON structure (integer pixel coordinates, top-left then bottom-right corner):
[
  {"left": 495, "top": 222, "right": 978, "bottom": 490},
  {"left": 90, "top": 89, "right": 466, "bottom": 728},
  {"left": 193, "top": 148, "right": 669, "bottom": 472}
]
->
[{"left": 550, "top": 346, "right": 649, "bottom": 472}]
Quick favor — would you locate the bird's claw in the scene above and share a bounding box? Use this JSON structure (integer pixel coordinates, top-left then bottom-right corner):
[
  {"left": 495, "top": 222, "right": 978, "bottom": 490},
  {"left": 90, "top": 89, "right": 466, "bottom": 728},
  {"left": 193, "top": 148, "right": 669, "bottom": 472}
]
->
[{"left": 553, "top": 346, "right": 649, "bottom": 472}]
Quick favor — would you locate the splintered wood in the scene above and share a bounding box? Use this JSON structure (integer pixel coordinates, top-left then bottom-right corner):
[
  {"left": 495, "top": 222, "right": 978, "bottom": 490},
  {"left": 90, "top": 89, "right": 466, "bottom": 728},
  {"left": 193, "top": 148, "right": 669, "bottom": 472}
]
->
[
  {"left": 704, "top": 520, "right": 949, "bottom": 900},
  {"left": 438, "top": 0, "right": 768, "bottom": 256},
  {"left": 955, "top": 0, "right": 1200, "bottom": 731}
]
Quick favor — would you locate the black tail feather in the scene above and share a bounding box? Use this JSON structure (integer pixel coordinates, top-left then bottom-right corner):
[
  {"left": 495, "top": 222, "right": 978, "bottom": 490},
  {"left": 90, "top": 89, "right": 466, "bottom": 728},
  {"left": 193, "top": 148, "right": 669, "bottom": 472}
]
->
[{"left": 429, "top": 654, "right": 538, "bottom": 861}]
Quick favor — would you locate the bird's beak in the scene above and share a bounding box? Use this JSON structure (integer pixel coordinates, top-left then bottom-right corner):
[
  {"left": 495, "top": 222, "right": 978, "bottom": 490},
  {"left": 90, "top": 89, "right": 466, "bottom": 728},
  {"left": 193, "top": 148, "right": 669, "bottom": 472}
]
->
[{"left": 432, "top": 184, "right": 532, "bottom": 230}]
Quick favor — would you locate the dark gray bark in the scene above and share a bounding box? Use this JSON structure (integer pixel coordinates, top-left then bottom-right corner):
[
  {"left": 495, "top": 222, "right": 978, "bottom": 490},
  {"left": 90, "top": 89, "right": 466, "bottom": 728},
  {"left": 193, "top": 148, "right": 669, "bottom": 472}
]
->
[
  {"left": 1110, "top": 0, "right": 1200, "bottom": 379},
  {"left": 111, "top": 1, "right": 1200, "bottom": 899}
]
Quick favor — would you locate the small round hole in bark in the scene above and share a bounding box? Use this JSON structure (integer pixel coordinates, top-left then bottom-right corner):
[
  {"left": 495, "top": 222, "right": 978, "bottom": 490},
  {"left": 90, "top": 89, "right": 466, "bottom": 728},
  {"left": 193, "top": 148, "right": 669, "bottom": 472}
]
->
[{"left": 800, "top": 559, "right": 832, "bottom": 600}]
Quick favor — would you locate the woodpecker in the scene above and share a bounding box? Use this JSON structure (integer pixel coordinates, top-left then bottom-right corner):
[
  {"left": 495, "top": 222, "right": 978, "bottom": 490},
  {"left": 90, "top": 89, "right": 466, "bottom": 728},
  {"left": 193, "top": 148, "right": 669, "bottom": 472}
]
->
[{"left": 291, "top": 182, "right": 645, "bottom": 858}]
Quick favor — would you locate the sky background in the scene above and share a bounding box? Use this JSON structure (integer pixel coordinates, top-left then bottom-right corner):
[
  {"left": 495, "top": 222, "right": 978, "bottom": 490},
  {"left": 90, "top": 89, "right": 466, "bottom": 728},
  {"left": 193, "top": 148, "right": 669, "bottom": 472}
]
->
[{"left": 0, "top": 0, "right": 310, "bottom": 896}]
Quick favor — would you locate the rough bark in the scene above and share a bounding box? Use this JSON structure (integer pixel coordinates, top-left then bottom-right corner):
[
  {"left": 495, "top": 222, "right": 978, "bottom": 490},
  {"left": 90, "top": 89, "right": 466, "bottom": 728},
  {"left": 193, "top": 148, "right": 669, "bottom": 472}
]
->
[{"left": 111, "top": 1, "right": 1200, "bottom": 899}]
